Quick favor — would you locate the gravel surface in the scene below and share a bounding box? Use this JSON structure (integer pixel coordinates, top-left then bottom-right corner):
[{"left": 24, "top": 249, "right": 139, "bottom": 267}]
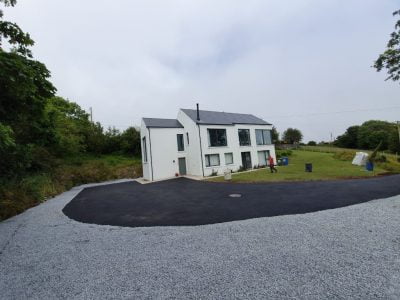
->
[{"left": 1, "top": 179, "right": 400, "bottom": 299}]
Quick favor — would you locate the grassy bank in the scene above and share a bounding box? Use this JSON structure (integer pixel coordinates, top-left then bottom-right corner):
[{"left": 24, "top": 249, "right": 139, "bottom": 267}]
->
[
  {"left": 209, "top": 150, "right": 395, "bottom": 183},
  {"left": 0, "top": 154, "right": 142, "bottom": 221}
]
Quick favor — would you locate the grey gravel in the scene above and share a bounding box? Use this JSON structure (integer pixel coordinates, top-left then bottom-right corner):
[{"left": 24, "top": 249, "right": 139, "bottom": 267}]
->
[{"left": 1, "top": 179, "right": 400, "bottom": 299}]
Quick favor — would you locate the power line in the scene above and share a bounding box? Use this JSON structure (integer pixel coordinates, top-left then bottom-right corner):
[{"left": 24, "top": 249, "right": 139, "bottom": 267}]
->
[{"left": 265, "top": 105, "right": 400, "bottom": 119}]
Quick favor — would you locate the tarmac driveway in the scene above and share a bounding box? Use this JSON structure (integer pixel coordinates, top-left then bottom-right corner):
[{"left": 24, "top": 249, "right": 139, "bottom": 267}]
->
[{"left": 63, "top": 174, "right": 400, "bottom": 227}]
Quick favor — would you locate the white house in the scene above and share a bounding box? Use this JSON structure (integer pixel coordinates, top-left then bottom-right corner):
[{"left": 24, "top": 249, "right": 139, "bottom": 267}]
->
[{"left": 140, "top": 105, "right": 276, "bottom": 181}]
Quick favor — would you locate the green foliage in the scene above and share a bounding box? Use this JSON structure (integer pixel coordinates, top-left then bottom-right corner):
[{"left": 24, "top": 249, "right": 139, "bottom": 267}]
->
[
  {"left": 282, "top": 128, "right": 303, "bottom": 144},
  {"left": 334, "top": 120, "right": 400, "bottom": 153},
  {"left": 374, "top": 10, "right": 400, "bottom": 82},
  {"left": 120, "top": 127, "right": 141, "bottom": 155},
  {"left": 276, "top": 150, "right": 293, "bottom": 159},
  {"left": 333, "top": 151, "right": 355, "bottom": 161},
  {"left": 0, "top": 0, "right": 144, "bottom": 220},
  {"left": 357, "top": 120, "right": 396, "bottom": 150},
  {"left": 368, "top": 140, "right": 383, "bottom": 163},
  {"left": 307, "top": 141, "right": 317, "bottom": 146},
  {"left": 334, "top": 126, "right": 359, "bottom": 148},
  {"left": 0, "top": 0, "right": 34, "bottom": 57},
  {"left": 271, "top": 126, "right": 279, "bottom": 144},
  {"left": 0, "top": 155, "right": 142, "bottom": 220}
]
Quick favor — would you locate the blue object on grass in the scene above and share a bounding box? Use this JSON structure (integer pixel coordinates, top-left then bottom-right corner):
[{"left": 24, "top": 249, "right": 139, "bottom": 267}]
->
[
  {"left": 366, "top": 161, "right": 374, "bottom": 171},
  {"left": 281, "top": 157, "right": 289, "bottom": 166}
]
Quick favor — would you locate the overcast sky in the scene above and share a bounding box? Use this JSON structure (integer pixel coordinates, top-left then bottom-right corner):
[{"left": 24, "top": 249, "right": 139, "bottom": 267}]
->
[{"left": 4, "top": 0, "right": 400, "bottom": 141}]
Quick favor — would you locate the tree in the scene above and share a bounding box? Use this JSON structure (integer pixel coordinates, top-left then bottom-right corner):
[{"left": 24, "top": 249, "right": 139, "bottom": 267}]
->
[
  {"left": 307, "top": 141, "right": 317, "bottom": 146},
  {"left": 374, "top": 10, "right": 400, "bottom": 82},
  {"left": 45, "top": 97, "right": 92, "bottom": 156},
  {"left": 334, "top": 125, "right": 360, "bottom": 148},
  {"left": 282, "top": 128, "right": 303, "bottom": 144},
  {"left": 120, "top": 127, "right": 141, "bottom": 156},
  {"left": 357, "top": 120, "right": 395, "bottom": 150},
  {"left": 0, "top": 0, "right": 34, "bottom": 57},
  {"left": 271, "top": 126, "right": 279, "bottom": 144}
]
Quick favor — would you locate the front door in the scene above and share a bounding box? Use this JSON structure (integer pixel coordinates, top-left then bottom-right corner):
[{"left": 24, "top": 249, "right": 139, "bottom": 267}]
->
[
  {"left": 241, "top": 152, "right": 252, "bottom": 170},
  {"left": 178, "top": 157, "right": 187, "bottom": 175}
]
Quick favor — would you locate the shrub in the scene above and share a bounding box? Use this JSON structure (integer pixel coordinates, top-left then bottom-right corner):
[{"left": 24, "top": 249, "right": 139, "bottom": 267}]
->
[
  {"left": 333, "top": 151, "right": 355, "bottom": 161},
  {"left": 307, "top": 141, "right": 317, "bottom": 146},
  {"left": 374, "top": 154, "right": 387, "bottom": 163},
  {"left": 276, "top": 150, "right": 293, "bottom": 159}
]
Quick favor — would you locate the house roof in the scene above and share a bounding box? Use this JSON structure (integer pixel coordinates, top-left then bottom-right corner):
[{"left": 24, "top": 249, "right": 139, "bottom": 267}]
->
[
  {"left": 143, "top": 118, "right": 183, "bottom": 128},
  {"left": 181, "top": 109, "right": 271, "bottom": 125}
]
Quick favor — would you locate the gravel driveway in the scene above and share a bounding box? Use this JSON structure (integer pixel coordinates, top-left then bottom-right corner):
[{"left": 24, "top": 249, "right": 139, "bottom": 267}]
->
[{"left": 1, "top": 179, "right": 400, "bottom": 299}]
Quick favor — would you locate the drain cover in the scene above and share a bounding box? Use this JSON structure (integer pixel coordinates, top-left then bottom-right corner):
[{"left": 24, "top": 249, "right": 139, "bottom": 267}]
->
[{"left": 229, "top": 193, "right": 242, "bottom": 198}]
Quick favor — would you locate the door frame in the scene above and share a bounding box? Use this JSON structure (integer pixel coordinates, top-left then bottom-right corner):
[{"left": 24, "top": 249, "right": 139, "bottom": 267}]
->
[
  {"left": 178, "top": 157, "right": 187, "bottom": 175},
  {"left": 241, "top": 151, "right": 252, "bottom": 170}
]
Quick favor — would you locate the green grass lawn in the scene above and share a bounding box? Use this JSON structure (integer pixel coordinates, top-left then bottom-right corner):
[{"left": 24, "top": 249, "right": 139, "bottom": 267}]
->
[{"left": 209, "top": 150, "right": 390, "bottom": 183}]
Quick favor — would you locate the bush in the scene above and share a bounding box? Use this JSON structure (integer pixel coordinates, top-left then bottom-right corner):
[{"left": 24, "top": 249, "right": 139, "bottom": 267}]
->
[
  {"left": 276, "top": 150, "right": 293, "bottom": 159},
  {"left": 333, "top": 151, "right": 355, "bottom": 161},
  {"left": 374, "top": 154, "right": 387, "bottom": 163},
  {"left": 0, "top": 155, "right": 142, "bottom": 221},
  {"left": 307, "top": 141, "right": 317, "bottom": 146}
]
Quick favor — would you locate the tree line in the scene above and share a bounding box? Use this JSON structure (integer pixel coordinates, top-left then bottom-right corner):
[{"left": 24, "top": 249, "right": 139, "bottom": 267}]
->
[
  {"left": 0, "top": 0, "right": 141, "bottom": 179},
  {"left": 334, "top": 120, "right": 400, "bottom": 152}
]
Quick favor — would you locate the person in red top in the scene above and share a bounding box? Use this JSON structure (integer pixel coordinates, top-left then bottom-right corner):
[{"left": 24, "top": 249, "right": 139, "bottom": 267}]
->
[{"left": 268, "top": 156, "right": 278, "bottom": 173}]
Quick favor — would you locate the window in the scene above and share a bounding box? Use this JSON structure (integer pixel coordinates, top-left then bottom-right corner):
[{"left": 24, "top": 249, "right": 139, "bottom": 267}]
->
[
  {"left": 208, "top": 129, "right": 227, "bottom": 147},
  {"left": 205, "top": 154, "right": 220, "bottom": 167},
  {"left": 255, "top": 129, "right": 272, "bottom": 145},
  {"left": 238, "top": 129, "right": 251, "bottom": 146},
  {"left": 257, "top": 150, "right": 270, "bottom": 166},
  {"left": 177, "top": 134, "right": 184, "bottom": 151},
  {"left": 186, "top": 132, "right": 189, "bottom": 145},
  {"left": 225, "top": 153, "right": 233, "bottom": 165},
  {"left": 142, "top": 137, "right": 147, "bottom": 162}
]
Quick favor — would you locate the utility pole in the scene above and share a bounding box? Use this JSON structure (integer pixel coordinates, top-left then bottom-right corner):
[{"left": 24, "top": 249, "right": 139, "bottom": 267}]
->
[
  {"left": 89, "top": 107, "right": 93, "bottom": 123},
  {"left": 397, "top": 121, "right": 400, "bottom": 143}
]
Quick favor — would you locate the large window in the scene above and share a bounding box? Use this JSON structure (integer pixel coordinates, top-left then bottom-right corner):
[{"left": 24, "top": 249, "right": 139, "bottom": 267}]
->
[
  {"left": 142, "top": 137, "right": 147, "bottom": 162},
  {"left": 177, "top": 134, "right": 184, "bottom": 151},
  {"left": 225, "top": 153, "right": 233, "bottom": 165},
  {"left": 255, "top": 129, "right": 272, "bottom": 145},
  {"left": 205, "top": 154, "right": 220, "bottom": 167},
  {"left": 238, "top": 129, "right": 251, "bottom": 146},
  {"left": 208, "top": 129, "right": 227, "bottom": 147}
]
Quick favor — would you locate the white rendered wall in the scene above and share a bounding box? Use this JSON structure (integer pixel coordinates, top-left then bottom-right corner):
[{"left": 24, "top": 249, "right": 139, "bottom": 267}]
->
[
  {"left": 140, "top": 120, "right": 152, "bottom": 180},
  {"left": 177, "top": 110, "right": 203, "bottom": 176},
  {"left": 198, "top": 124, "right": 276, "bottom": 176},
  {"left": 148, "top": 127, "right": 186, "bottom": 181}
]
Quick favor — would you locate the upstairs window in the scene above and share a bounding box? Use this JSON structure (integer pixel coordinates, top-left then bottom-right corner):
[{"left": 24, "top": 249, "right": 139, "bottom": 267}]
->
[
  {"left": 238, "top": 129, "right": 251, "bottom": 146},
  {"left": 208, "top": 129, "right": 227, "bottom": 147},
  {"left": 177, "top": 134, "right": 184, "bottom": 151},
  {"left": 255, "top": 129, "right": 272, "bottom": 145},
  {"left": 142, "top": 137, "right": 147, "bottom": 162}
]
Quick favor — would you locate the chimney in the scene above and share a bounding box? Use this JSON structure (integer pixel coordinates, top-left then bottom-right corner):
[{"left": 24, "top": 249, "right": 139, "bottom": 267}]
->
[{"left": 196, "top": 103, "right": 200, "bottom": 121}]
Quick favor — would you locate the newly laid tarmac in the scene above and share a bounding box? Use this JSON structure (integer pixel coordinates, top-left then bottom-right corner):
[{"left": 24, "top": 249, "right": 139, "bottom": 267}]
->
[{"left": 63, "top": 175, "right": 400, "bottom": 227}]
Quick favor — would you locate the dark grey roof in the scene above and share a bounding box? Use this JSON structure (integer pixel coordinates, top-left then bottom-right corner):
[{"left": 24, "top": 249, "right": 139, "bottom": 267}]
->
[
  {"left": 181, "top": 109, "right": 271, "bottom": 125},
  {"left": 143, "top": 118, "right": 183, "bottom": 128}
]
